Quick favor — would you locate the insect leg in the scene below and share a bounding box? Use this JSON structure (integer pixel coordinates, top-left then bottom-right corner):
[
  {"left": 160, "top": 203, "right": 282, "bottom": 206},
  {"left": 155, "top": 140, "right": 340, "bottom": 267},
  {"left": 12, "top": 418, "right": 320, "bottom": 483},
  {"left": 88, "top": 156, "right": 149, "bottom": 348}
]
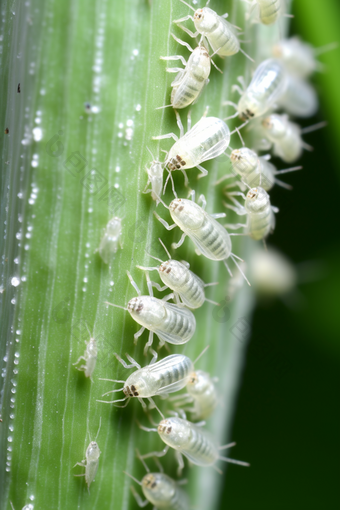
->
[
  {"left": 224, "top": 223, "right": 247, "bottom": 229},
  {"left": 210, "top": 212, "right": 226, "bottom": 219},
  {"left": 127, "top": 270, "right": 142, "bottom": 295},
  {"left": 171, "top": 233, "right": 187, "bottom": 250},
  {"left": 149, "top": 348, "right": 158, "bottom": 364},
  {"left": 174, "top": 109, "right": 185, "bottom": 137},
  {"left": 175, "top": 450, "right": 185, "bottom": 476},
  {"left": 152, "top": 133, "right": 179, "bottom": 142},
  {"left": 143, "top": 330, "right": 154, "bottom": 355},
  {"left": 170, "top": 32, "right": 194, "bottom": 53},
  {"left": 215, "top": 172, "right": 237, "bottom": 185},
  {"left": 118, "top": 352, "right": 141, "bottom": 369},
  {"left": 231, "top": 84, "right": 244, "bottom": 95},
  {"left": 196, "top": 164, "right": 208, "bottom": 179},
  {"left": 73, "top": 460, "right": 86, "bottom": 468},
  {"left": 160, "top": 54, "right": 187, "bottom": 65},
  {"left": 72, "top": 356, "right": 86, "bottom": 366},
  {"left": 153, "top": 211, "right": 177, "bottom": 231},
  {"left": 134, "top": 327, "right": 146, "bottom": 345},
  {"left": 130, "top": 486, "right": 149, "bottom": 508},
  {"left": 139, "top": 445, "right": 169, "bottom": 459}
]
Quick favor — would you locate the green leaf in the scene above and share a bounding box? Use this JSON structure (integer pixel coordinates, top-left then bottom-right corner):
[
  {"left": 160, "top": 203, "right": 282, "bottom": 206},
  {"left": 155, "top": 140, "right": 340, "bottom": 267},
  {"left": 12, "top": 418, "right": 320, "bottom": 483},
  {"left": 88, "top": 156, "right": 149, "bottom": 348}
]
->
[{"left": 0, "top": 1, "right": 290, "bottom": 509}]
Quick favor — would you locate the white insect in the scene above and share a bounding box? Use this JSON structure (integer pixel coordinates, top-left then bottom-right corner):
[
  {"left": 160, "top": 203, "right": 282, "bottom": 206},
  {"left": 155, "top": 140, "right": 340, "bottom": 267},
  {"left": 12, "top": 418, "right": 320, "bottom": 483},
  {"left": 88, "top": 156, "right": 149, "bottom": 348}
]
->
[
  {"left": 272, "top": 37, "right": 337, "bottom": 79},
  {"left": 173, "top": 369, "right": 218, "bottom": 420},
  {"left": 72, "top": 323, "right": 98, "bottom": 381},
  {"left": 105, "top": 271, "right": 196, "bottom": 354},
  {"left": 74, "top": 419, "right": 101, "bottom": 491},
  {"left": 139, "top": 415, "right": 249, "bottom": 474},
  {"left": 224, "top": 58, "right": 287, "bottom": 121},
  {"left": 97, "top": 350, "right": 194, "bottom": 411},
  {"left": 154, "top": 190, "right": 250, "bottom": 284},
  {"left": 277, "top": 73, "right": 318, "bottom": 118},
  {"left": 98, "top": 216, "right": 122, "bottom": 264},
  {"left": 257, "top": 114, "right": 310, "bottom": 163},
  {"left": 137, "top": 238, "right": 218, "bottom": 309},
  {"left": 216, "top": 147, "right": 301, "bottom": 191},
  {"left": 126, "top": 450, "right": 190, "bottom": 510},
  {"left": 160, "top": 34, "right": 220, "bottom": 110},
  {"left": 173, "top": 0, "right": 252, "bottom": 61},
  {"left": 153, "top": 110, "right": 231, "bottom": 185},
  {"left": 143, "top": 147, "right": 175, "bottom": 206},
  {"left": 244, "top": 0, "right": 283, "bottom": 26},
  {"left": 224, "top": 186, "right": 278, "bottom": 241}
]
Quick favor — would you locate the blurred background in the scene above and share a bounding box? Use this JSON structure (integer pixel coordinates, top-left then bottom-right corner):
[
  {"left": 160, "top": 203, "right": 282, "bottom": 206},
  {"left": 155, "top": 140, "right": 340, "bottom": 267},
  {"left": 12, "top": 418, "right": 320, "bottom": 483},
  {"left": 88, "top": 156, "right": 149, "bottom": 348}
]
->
[{"left": 221, "top": 1, "right": 340, "bottom": 508}]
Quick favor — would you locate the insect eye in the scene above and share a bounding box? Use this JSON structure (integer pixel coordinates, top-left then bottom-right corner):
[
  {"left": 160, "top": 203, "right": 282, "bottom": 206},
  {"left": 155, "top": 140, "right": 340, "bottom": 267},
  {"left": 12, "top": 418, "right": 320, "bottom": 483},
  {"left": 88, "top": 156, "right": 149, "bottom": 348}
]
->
[{"left": 166, "top": 426, "right": 172, "bottom": 434}]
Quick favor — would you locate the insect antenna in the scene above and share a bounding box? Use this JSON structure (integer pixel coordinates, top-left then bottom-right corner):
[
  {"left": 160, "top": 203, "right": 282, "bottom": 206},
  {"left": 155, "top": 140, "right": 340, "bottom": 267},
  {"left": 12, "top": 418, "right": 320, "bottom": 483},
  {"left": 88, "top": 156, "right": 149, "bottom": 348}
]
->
[
  {"left": 239, "top": 47, "right": 254, "bottom": 63},
  {"left": 313, "top": 41, "right": 338, "bottom": 56},
  {"left": 124, "top": 471, "right": 143, "bottom": 486},
  {"left": 219, "top": 455, "right": 250, "bottom": 467},
  {"left": 300, "top": 120, "right": 327, "bottom": 135},
  {"left": 136, "top": 448, "right": 151, "bottom": 472},
  {"left": 146, "top": 145, "right": 156, "bottom": 161},
  {"left": 104, "top": 301, "right": 127, "bottom": 311},
  {"left": 158, "top": 238, "right": 172, "bottom": 259},
  {"left": 230, "top": 254, "right": 251, "bottom": 286},
  {"left": 193, "top": 345, "right": 210, "bottom": 365},
  {"left": 179, "top": 0, "right": 196, "bottom": 11}
]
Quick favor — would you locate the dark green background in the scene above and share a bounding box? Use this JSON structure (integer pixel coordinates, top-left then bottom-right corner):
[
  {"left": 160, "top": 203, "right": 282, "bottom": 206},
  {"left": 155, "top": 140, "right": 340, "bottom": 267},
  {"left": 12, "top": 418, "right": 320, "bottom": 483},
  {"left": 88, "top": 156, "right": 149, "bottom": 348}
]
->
[{"left": 221, "top": 1, "right": 340, "bottom": 508}]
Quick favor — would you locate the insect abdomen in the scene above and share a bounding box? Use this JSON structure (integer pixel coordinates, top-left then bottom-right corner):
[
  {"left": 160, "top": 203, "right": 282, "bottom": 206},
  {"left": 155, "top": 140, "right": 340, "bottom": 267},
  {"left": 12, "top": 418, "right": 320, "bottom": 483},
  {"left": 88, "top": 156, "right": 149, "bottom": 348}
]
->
[
  {"left": 185, "top": 426, "right": 218, "bottom": 465},
  {"left": 157, "top": 356, "right": 193, "bottom": 389},
  {"left": 258, "top": 0, "right": 281, "bottom": 25},
  {"left": 248, "top": 207, "right": 273, "bottom": 240},
  {"left": 162, "top": 306, "right": 196, "bottom": 341},
  {"left": 196, "top": 216, "right": 231, "bottom": 260}
]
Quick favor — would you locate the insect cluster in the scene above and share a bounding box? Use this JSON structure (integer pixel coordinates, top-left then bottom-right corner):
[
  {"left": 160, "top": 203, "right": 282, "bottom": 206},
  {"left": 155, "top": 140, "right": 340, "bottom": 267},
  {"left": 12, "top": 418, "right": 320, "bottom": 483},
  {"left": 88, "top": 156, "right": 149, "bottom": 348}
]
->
[{"left": 73, "top": 1, "right": 326, "bottom": 507}]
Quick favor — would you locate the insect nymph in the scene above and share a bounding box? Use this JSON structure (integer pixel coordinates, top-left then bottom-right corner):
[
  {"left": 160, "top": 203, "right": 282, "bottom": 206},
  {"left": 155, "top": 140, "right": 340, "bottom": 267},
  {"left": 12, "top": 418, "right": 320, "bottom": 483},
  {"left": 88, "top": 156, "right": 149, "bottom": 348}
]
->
[
  {"left": 153, "top": 110, "right": 231, "bottom": 185},
  {"left": 154, "top": 191, "right": 249, "bottom": 284},
  {"left": 173, "top": 0, "right": 251, "bottom": 60},
  {"left": 106, "top": 271, "right": 196, "bottom": 354},
  {"left": 225, "top": 58, "right": 287, "bottom": 121},
  {"left": 137, "top": 239, "right": 218, "bottom": 309},
  {"left": 139, "top": 416, "right": 250, "bottom": 474},
  {"left": 224, "top": 186, "right": 278, "bottom": 241},
  {"left": 98, "top": 350, "right": 194, "bottom": 411},
  {"left": 160, "top": 34, "right": 219, "bottom": 110}
]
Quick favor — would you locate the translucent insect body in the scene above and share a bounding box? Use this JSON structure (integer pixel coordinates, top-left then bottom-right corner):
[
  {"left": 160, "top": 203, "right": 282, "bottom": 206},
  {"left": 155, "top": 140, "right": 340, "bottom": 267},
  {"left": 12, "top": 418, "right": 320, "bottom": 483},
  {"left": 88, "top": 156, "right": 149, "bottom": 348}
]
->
[
  {"left": 98, "top": 351, "right": 194, "bottom": 412},
  {"left": 106, "top": 271, "right": 196, "bottom": 354},
  {"left": 224, "top": 186, "right": 278, "bottom": 241},
  {"left": 160, "top": 34, "right": 217, "bottom": 110},
  {"left": 153, "top": 110, "right": 231, "bottom": 186},
  {"left": 216, "top": 147, "right": 301, "bottom": 191},
  {"left": 139, "top": 416, "right": 250, "bottom": 474},
  {"left": 173, "top": 0, "right": 242, "bottom": 58},
  {"left": 225, "top": 58, "right": 287, "bottom": 121},
  {"left": 73, "top": 324, "right": 98, "bottom": 380},
  {"left": 125, "top": 451, "right": 190, "bottom": 510},
  {"left": 154, "top": 191, "right": 250, "bottom": 285},
  {"left": 137, "top": 238, "right": 218, "bottom": 309},
  {"left": 73, "top": 419, "right": 101, "bottom": 491},
  {"left": 98, "top": 216, "right": 122, "bottom": 264}
]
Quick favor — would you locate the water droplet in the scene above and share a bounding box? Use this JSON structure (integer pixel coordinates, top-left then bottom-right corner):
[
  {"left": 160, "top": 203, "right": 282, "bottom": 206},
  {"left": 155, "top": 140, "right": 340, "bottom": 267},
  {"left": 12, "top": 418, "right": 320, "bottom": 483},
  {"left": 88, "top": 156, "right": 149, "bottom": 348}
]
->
[
  {"left": 16, "top": 232, "right": 22, "bottom": 240},
  {"left": 32, "top": 127, "right": 43, "bottom": 141},
  {"left": 125, "top": 127, "right": 133, "bottom": 141},
  {"left": 115, "top": 166, "right": 120, "bottom": 173},
  {"left": 118, "top": 122, "right": 124, "bottom": 129},
  {"left": 135, "top": 104, "right": 142, "bottom": 112},
  {"left": 126, "top": 119, "right": 133, "bottom": 127},
  {"left": 132, "top": 49, "right": 139, "bottom": 56},
  {"left": 11, "top": 277, "right": 20, "bottom": 287},
  {"left": 83, "top": 277, "right": 88, "bottom": 283},
  {"left": 8, "top": 436, "right": 13, "bottom": 442}
]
